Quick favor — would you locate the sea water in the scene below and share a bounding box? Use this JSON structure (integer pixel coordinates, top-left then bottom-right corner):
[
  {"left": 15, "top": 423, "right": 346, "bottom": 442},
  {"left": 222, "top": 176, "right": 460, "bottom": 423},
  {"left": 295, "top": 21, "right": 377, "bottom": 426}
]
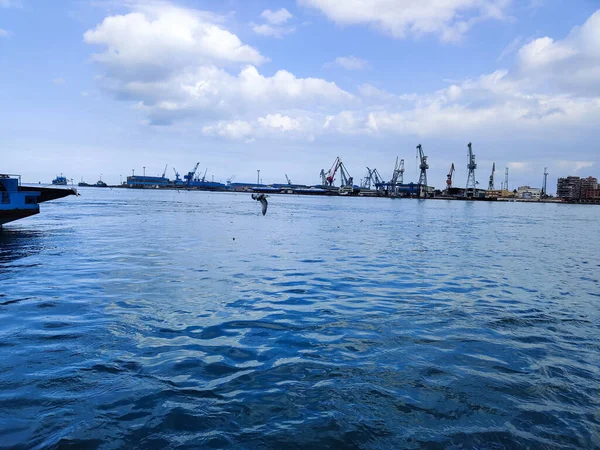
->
[{"left": 1, "top": 189, "right": 599, "bottom": 448}]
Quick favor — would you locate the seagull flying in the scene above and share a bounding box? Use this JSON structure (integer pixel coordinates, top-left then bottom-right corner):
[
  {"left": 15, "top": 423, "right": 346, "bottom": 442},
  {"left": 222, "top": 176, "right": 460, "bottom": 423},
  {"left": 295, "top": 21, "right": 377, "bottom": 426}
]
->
[{"left": 251, "top": 193, "right": 269, "bottom": 215}]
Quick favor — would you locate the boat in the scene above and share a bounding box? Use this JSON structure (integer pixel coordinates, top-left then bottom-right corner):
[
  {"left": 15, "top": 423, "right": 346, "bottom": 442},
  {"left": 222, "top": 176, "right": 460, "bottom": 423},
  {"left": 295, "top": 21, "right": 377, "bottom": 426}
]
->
[
  {"left": 52, "top": 174, "right": 68, "bottom": 185},
  {"left": 1, "top": 174, "right": 78, "bottom": 228}
]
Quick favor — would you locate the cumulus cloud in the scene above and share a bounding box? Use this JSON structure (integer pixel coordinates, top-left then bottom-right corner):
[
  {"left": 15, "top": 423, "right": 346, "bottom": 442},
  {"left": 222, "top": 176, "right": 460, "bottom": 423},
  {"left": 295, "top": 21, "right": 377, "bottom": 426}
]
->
[
  {"left": 252, "top": 23, "right": 295, "bottom": 38},
  {"left": 298, "top": 0, "right": 510, "bottom": 42},
  {"left": 202, "top": 113, "right": 318, "bottom": 141},
  {"left": 0, "top": 28, "right": 9, "bottom": 37},
  {"left": 557, "top": 161, "right": 595, "bottom": 173},
  {"left": 51, "top": 77, "right": 66, "bottom": 85},
  {"left": 517, "top": 10, "right": 600, "bottom": 95},
  {"left": 85, "top": 3, "right": 352, "bottom": 125},
  {"left": 261, "top": 8, "right": 292, "bottom": 24},
  {"left": 202, "top": 120, "right": 254, "bottom": 140},
  {"left": 84, "top": 3, "right": 267, "bottom": 82},
  {"left": 325, "top": 56, "right": 367, "bottom": 70},
  {"left": 252, "top": 8, "right": 295, "bottom": 38}
]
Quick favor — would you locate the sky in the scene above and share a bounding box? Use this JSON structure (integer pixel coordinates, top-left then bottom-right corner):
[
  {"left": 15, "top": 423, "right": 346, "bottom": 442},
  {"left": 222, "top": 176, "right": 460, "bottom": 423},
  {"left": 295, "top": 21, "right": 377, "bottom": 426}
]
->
[{"left": 1, "top": 0, "right": 600, "bottom": 191}]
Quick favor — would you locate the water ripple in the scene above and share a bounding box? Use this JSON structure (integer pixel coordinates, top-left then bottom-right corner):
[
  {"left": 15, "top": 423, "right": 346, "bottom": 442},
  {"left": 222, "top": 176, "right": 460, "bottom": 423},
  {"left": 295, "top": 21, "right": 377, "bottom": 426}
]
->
[{"left": 1, "top": 190, "right": 599, "bottom": 448}]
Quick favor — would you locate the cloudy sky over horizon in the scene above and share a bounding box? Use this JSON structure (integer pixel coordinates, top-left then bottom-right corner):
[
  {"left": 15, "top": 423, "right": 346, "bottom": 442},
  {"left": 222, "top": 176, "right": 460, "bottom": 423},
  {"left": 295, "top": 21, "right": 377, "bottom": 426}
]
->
[{"left": 1, "top": 0, "right": 600, "bottom": 190}]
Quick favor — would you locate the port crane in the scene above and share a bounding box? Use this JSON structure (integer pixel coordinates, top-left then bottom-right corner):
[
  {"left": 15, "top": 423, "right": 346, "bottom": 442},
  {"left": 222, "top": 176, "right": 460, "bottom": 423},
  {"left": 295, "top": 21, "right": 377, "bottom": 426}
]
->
[
  {"left": 172, "top": 167, "right": 182, "bottom": 184},
  {"left": 417, "top": 144, "right": 429, "bottom": 194},
  {"left": 446, "top": 163, "right": 455, "bottom": 190},
  {"left": 488, "top": 162, "right": 495, "bottom": 190},
  {"left": 185, "top": 162, "right": 200, "bottom": 186},
  {"left": 466, "top": 142, "right": 477, "bottom": 194},
  {"left": 323, "top": 157, "right": 354, "bottom": 189},
  {"left": 361, "top": 167, "right": 374, "bottom": 189},
  {"left": 162, "top": 164, "right": 168, "bottom": 179},
  {"left": 389, "top": 158, "right": 404, "bottom": 193},
  {"left": 371, "top": 168, "right": 385, "bottom": 190},
  {"left": 200, "top": 168, "right": 208, "bottom": 183},
  {"left": 285, "top": 174, "right": 292, "bottom": 185},
  {"left": 227, "top": 174, "right": 236, "bottom": 185},
  {"left": 319, "top": 169, "right": 328, "bottom": 186}
]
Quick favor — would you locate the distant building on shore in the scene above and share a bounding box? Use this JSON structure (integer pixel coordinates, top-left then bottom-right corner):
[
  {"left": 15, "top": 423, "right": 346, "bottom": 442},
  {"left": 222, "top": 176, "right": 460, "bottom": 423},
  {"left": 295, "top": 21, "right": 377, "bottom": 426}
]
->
[
  {"left": 516, "top": 186, "right": 542, "bottom": 200},
  {"left": 557, "top": 176, "right": 599, "bottom": 201}
]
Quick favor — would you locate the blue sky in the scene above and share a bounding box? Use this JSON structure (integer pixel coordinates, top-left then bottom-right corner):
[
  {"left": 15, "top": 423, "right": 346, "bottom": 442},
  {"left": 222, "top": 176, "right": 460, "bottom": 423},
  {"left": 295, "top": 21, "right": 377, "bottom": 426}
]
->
[{"left": 1, "top": 0, "right": 599, "bottom": 191}]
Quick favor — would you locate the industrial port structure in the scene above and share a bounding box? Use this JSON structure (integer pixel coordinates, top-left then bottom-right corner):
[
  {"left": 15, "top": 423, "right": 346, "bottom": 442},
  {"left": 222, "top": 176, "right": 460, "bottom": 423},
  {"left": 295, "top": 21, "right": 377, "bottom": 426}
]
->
[{"left": 73, "top": 142, "right": 597, "bottom": 204}]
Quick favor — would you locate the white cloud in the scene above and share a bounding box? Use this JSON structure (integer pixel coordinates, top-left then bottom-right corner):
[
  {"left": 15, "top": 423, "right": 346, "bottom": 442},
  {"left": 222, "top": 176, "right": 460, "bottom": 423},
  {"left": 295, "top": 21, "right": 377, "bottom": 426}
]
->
[
  {"left": 508, "top": 162, "right": 530, "bottom": 171},
  {"left": 298, "top": 0, "right": 511, "bottom": 42},
  {"left": 253, "top": 8, "right": 295, "bottom": 38},
  {"left": 52, "top": 77, "right": 66, "bottom": 85},
  {"left": 252, "top": 23, "right": 295, "bottom": 38},
  {"left": 0, "top": 28, "right": 9, "bottom": 37},
  {"left": 95, "top": 62, "right": 353, "bottom": 125},
  {"left": 202, "top": 120, "right": 254, "bottom": 140},
  {"left": 517, "top": 10, "right": 600, "bottom": 94},
  {"left": 84, "top": 3, "right": 354, "bottom": 125},
  {"left": 260, "top": 8, "right": 292, "bottom": 25},
  {"left": 84, "top": 3, "right": 267, "bottom": 82},
  {"left": 325, "top": 56, "right": 367, "bottom": 70},
  {"left": 557, "top": 161, "right": 595, "bottom": 173},
  {"left": 258, "top": 114, "right": 302, "bottom": 131}
]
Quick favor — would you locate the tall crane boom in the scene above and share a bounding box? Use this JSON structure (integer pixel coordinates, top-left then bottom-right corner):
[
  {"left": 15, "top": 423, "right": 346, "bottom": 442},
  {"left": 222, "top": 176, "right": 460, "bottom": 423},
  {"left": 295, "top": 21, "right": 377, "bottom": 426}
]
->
[
  {"left": 285, "top": 174, "right": 292, "bottom": 185},
  {"left": 162, "top": 164, "right": 168, "bottom": 178},
  {"left": 417, "top": 144, "right": 428, "bottom": 188},
  {"left": 446, "top": 163, "right": 455, "bottom": 190},
  {"left": 185, "top": 162, "right": 200, "bottom": 185},
  {"left": 466, "top": 142, "right": 478, "bottom": 193},
  {"left": 319, "top": 169, "right": 327, "bottom": 186},
  {"left": 389, "top": 157, "right": 404, "bottom": 193},
  {"left": 488, "top": 162, "right": 495, "bottom": 190}
]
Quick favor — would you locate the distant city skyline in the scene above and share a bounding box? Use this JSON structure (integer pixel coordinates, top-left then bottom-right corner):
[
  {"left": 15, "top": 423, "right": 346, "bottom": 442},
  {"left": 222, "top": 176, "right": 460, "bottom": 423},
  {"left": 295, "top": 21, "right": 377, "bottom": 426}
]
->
[{"left": 2, "top": 0, "right": 600, "bottom": 192}]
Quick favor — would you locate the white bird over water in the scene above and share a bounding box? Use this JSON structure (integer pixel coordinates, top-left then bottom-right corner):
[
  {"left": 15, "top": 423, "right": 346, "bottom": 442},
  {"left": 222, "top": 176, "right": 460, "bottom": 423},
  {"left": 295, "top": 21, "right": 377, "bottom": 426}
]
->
[{"left": 251, "top": 193, "right": 269, "bottom": 215}]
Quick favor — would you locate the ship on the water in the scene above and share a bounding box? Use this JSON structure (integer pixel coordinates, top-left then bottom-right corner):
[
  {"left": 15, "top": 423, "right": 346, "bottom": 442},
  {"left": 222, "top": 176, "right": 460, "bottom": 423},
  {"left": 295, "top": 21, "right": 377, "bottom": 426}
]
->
[
  {"left": 52, "top": 174, "right": 68, "bottom": 185},
  {"left": 1, "top": 174, "right": 78, "bottom": 228}
]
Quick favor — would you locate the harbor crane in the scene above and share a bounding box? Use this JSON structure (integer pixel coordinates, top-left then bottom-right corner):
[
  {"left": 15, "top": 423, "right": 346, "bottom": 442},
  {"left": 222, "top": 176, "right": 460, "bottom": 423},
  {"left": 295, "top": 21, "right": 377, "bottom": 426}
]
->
[
  {"left": 466, "top": 142, "right": 478, "bottom": 195},
  {"left": 319, "top": 169, "right": 328, "bottom": 186},
  {"left": 227, "top": 174, "right": 236, "bottom": 185},
  {"left": 488, "top": 162, "right": 495, "bottom": 190},
  {"left": 361, "top": 167, "right": 374, "bottom": 189},
  {"left": 200, "top": 168, "right": 208, "bottom": 183},
  {"left": 185, "top": 162, "right": 200, "bottom": 186},
  {"left": 162, "top": 164, "right": 168, "bottom": 179},
  {"left": 446, "top": 163, "right": 455, "bottom": 190},
  {"left": 417, "top": 144, "right": 429, "bottom": 189},
  {"left": 390, "top": 158, "right": 404, "bottom": 190},
  {"left": 364, "top": 167, "right": 384, "bottom": 190},
  {"left": 323, "top": 157, "right": 354, "bottom": 189},
  {"left": 285, "top": 174, "right": 292, "bottom": 185},
  {"left": 372, "top": 168, "right": 385, "bottom": 190},
  {"left": 172, "top": 167, "right": 182, "bottom": 184}
]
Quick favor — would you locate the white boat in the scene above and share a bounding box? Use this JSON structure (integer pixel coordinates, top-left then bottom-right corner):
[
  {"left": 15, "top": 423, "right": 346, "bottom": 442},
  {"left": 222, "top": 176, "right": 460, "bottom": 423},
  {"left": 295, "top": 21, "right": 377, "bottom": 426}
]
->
[{"left": 0, "top": 174, "right": 77, "bottom": 228}]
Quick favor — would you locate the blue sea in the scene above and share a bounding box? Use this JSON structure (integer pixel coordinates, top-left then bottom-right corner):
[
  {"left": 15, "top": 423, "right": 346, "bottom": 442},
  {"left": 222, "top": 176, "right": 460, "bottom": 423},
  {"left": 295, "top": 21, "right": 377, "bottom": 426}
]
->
[{"left": 1, "top": 188, "right": 599, "bottom": 449}]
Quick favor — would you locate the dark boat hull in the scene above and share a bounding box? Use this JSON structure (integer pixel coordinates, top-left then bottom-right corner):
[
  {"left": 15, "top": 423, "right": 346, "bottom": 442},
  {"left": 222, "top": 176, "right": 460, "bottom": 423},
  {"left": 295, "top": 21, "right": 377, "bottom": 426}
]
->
[
  {"left": 0, "top": 209, "right": 39, "bottom": 226},
  {"left": 20, "top": 186, "right": 78, "bottom": 203}
]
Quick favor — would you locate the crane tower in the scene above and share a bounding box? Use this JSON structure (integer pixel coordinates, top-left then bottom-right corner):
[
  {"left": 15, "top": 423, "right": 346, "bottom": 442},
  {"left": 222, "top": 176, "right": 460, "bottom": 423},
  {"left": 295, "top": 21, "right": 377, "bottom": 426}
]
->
[
  {"left": 466, "top": 142, "right": 477, "bottom": 193},
  {"left": 417, "top": 144, "right": 428, "bottom": 188},
  {"left": 542, "top": 167, "right": 549, "bottom": 197},
  {"left": 488, "top": 162, "right": 495, "bottom": 190},
  {"left": 446, "top": 163, "right": 455, "bottom": 190}
]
